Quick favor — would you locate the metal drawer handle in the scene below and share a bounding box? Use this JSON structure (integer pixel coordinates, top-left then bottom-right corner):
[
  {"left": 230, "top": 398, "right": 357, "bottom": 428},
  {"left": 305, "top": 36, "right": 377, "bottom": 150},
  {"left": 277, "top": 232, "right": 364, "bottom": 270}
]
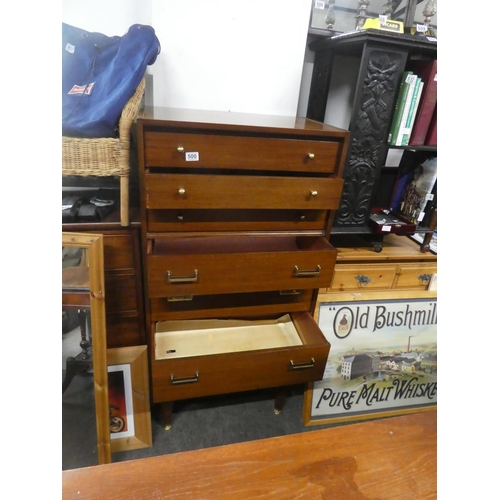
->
[
  {"left": 289, "top": 358, "right": 315, "bottom": 370},
  {"left": 294, "top": 265, "right": 321, "bottom": 277},
  {"left": 308, "top": 153, "right": 315, "bottom": 159},
  {"left": 280, "top": 289, "right": 301, "bottom": 296},
  {"left": 310, "top": 190, "right": 318, "bottom": 197},
  {"left": 177, "top": 146, "right": 185, "bottom": 153},
  {"left": 355, "top": 274, "right": 371, "bottom": 287},
  {"left": 167, "top": 295, "right": 193, "bottom": 302},
  {"left": 167, "top": 270, "right": 198, "bottom": 283},
  {"left": 170, "top": 372, "right": 199, "bottom": 385},
  {"left": 418, "top": 273, "right": 432, "bottom": 285},
  {"left": 178, "top": 187, "right": 186, "bottom": 195}
]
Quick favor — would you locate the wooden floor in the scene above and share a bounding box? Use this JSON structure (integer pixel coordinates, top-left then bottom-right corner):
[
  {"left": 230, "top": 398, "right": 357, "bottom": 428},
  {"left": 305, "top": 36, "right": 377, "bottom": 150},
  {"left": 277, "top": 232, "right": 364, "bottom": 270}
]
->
[{"left": 62, "top": 410, "right": 437, "bottom": 499}]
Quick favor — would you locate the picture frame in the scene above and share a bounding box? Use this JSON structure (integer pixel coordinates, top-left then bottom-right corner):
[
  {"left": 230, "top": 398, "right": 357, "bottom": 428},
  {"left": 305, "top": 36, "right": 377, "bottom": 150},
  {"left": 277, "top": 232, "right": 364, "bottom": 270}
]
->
[
  {"left": 303, "top": 291, "right": 437, "bottom": 426},
  {"left": 107, "top": 345, "right": 153, "bottom": 453}
]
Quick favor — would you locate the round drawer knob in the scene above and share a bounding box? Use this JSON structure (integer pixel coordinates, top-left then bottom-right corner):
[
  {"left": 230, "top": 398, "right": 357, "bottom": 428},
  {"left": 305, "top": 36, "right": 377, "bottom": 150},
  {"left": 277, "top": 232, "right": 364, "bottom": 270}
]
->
[
  {"left": 310, "top": 190, "right": 318, "bottom": 197},
  {"left": 177, "top": 214, "right": 184, "bottom": 221},
  {"left": 308, "top": 153, "right": 315, "bottom": 159},
  {"left": 177, "top": 146, "right": 185, "bottom": 153},
  {"left": 178, "top": 188, "right": 186, "bottom": 195}
]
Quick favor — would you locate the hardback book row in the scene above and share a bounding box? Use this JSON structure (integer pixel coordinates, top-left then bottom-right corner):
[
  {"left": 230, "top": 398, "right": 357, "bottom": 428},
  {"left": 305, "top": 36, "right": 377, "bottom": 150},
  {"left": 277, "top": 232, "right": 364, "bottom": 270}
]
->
[{"left": 387, "top": 59, "right": 437, "bottom": 147}]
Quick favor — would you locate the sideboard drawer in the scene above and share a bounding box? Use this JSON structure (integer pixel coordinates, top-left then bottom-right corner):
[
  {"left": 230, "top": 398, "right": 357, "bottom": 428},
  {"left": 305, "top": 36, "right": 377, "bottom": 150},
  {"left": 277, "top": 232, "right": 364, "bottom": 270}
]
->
[
  {"left": 394, "top": 263, "right": 437, "bottom": 289},
  {"left": 151, "top": 311, "right": 329, "bottom": 402},
  {"left": 145, "top": 173, "right": 343, "bottom": 211},
  {"left": 329, "top": 264, "right": 398, "bottom": 291},
  {"left": 143, "top": 131, "right": 343, "bottom": 174},
  {"left": 147, "top": 235, "right": 337, "bottom": 297}
]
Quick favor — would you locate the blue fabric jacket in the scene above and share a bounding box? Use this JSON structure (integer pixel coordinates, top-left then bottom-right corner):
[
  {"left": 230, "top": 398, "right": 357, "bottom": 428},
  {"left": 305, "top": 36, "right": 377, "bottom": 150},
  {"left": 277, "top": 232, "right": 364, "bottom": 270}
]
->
[{"left": 62, "top": 23, "right": 160, "bottom": 138}]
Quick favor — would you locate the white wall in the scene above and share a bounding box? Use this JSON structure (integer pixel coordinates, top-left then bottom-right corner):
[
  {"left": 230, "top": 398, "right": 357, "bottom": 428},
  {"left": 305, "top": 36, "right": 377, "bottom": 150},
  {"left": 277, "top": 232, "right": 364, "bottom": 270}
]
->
[{"left": 62, "top": 0, "right": 312, "bottom": 116}]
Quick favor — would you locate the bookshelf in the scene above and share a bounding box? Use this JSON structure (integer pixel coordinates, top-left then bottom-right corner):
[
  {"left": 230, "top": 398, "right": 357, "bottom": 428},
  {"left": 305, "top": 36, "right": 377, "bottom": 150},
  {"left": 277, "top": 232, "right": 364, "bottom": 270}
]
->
[{"left": 306, "top": 29, "right": 437, "bottom": 252}]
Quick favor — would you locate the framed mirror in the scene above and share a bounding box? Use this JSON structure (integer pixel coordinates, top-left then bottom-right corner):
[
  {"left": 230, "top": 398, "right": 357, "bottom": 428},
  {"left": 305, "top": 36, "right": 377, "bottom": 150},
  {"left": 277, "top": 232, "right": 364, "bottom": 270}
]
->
[{"left": 62, "top": 232, "right": 111, "bottom": 467}]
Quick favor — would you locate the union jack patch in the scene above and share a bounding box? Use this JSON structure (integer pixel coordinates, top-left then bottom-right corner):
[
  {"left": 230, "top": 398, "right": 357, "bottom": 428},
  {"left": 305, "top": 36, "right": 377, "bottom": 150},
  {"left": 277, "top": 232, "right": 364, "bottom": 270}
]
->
[{"left": 68, "top": 82, "right": 95, "bottom": 95}]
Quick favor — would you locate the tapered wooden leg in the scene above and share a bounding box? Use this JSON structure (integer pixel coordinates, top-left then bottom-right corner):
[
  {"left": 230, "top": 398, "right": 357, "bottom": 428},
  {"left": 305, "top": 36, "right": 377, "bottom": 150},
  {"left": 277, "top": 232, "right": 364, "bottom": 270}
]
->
[
  {"left": 161, "top": 402, "right": 174, "bottom": 430},
  {"left": 274, "top": 388, "right": 287, "bottom": 415},
  {"left": 120, "top": 175, "right": 129, "bottom": 227}
]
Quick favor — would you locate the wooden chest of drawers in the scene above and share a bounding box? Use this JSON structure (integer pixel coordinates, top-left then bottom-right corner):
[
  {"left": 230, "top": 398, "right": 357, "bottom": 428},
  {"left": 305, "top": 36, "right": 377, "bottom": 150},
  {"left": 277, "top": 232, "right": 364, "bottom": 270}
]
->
[
  {"left": 62, "top": 213, "right": 146, "bottom": 348},
  {"left": 137, "top": 108, "right": 349, "bottom": 428},
  {"left": 325, "top": 234, "right": 437, "bottom": 293}
]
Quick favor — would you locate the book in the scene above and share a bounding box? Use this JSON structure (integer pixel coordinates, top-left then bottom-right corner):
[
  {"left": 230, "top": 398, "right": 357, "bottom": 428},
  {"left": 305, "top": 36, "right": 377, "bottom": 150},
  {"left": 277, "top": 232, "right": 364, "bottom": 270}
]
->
[
  {"left": 397, "top": 77, "right": 423, "bottom": 146},
  {"left": 387, "top": 71, "right": 413, "bottom": 145},
  {"left": 389, "top": 150, "right": 420, "bottom": 212},
  {"left": 425, "top": 105, "right": 437, "bottom": 146},
  {"left": 393, "top": 75, "right": 418, "bottom": 146},
  {"left": 400, "top": 80, "right": 423, "bottom": 146},
  {"left": 395, "top": 156, "right": 437, "bottom": 225},
  {"left": 408, "top": 59, "right": 437, "bottom": 146}
]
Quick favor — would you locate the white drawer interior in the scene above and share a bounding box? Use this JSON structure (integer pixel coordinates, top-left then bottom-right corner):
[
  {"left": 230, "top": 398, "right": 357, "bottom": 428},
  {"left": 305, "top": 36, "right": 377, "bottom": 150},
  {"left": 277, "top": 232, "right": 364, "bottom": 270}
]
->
[{"left": 155, "top": 314, "right": 302, "bottom": 360}]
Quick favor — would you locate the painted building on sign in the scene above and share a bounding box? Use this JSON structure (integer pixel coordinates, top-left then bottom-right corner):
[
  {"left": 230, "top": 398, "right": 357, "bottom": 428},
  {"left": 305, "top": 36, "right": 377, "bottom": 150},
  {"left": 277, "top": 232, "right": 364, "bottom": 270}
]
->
[{"left": 341, "top": 354, "right": 375, "bottom": 380}]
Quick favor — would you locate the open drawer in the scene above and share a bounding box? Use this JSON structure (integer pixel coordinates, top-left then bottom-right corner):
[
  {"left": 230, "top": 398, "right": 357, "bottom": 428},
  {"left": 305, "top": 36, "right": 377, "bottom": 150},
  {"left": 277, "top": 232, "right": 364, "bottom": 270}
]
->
[
  {"left": 147, "top": 234, "right": 337, "bottom": 297},
  {"left": 150, "top": 289, "right": 315, "bottom": 321},
  {"left": 151, "top": 311, "right": 330, "bottom": 402}
]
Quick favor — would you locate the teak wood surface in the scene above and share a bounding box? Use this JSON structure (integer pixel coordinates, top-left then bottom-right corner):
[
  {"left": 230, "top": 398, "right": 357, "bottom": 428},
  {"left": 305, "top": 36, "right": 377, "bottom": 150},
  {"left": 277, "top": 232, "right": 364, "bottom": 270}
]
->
[
  {"left": 62, "top": 411, "right": 437, "bottom": 500},
  {"left": 335, "top": 233, "right": 437, "bottom": 263}
]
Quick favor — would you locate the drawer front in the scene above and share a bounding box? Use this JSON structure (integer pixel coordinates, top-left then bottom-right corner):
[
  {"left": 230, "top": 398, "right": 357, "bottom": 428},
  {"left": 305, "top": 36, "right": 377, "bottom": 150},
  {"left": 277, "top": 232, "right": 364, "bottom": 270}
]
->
[
  {"left": 144, "top": 131, "right": 342, "bottom": 174},
  {"left": 150, "top": 289, "right": 315, "bottom": 321},
  {"left": 145, "top": 173, "right": 343, "bottom": 211},
  {"left": 147, "top": 209, "right": 330, "bottom": 233},
  {"left": 394, "top": 263, "right": 437, "bottom": 289},
  {"left": 151, "top": 311, "right": 329, "bottom": 402},
  {"left": 329, "top": 264, "right": 398, "bottom": 291},
  {"left": 106, "top": 314, "right": 144, "bottom": 348},
  {"left": 147, "top": 236, "right": 337, "bottom": 297},
  {"left": 102, "top": 234, "right": 135, "bottom": 270},
  {"left": 104, "top": 274, "right": 139, "bottom": 313}
]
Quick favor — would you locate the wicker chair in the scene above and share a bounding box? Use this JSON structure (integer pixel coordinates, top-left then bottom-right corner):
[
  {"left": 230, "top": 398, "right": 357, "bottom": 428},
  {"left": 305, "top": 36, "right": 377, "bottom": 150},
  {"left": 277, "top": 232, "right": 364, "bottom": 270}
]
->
[{"left": 62, "top": 78, "right": 145, "bottom": 227}]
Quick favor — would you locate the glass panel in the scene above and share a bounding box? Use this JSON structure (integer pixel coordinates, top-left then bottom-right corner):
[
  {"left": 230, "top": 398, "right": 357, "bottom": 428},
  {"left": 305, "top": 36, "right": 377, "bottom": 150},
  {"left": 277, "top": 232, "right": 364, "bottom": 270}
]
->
[
  {"left": 62, "top": 244, "right": 97, "bottom": 469},
  {"left": 414, "top": 0, "right": 437, "bottom": 35},
  {"left": 310, "top": 0, "right": 409, "bottom": 34}
]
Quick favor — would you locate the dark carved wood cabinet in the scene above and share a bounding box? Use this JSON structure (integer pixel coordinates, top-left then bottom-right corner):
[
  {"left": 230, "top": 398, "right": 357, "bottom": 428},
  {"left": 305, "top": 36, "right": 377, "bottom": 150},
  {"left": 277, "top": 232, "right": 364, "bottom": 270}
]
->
[
  {"left": 137, "top": 107, "right": 349, "bottom": 428},
  {"left": 306, "top": 29, "right": 437, "bottom": 250}
]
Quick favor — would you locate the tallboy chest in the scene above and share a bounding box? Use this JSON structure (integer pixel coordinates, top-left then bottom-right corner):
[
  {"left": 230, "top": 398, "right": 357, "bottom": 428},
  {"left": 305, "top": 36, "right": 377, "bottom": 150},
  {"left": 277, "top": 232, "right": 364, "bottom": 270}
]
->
[{"left": 137, "top": 107, "right": 349, "bottom": 428}]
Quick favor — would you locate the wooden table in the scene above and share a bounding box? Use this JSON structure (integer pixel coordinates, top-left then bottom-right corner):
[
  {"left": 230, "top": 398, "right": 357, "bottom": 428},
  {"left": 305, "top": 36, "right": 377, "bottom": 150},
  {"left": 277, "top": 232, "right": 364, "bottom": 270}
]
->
[{"left": 62, "top": 411, "right": 436, "bottom": 499}]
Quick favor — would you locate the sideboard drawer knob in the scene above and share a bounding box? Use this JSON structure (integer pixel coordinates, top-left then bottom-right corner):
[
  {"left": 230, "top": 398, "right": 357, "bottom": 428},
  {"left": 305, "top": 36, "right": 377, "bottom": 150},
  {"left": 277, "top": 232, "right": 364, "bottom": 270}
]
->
[
  {"left": 310, "top": 190, "right": 318, "bottom": 197},
  {"left": 177, "top": 146, "right": 185, "bottom": 153},
  {"left": 308, "top": 153, "right": 315, "bottom": 159},
  {"left": 178, "top": 187, "right": 186, "bottom": 195}
]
